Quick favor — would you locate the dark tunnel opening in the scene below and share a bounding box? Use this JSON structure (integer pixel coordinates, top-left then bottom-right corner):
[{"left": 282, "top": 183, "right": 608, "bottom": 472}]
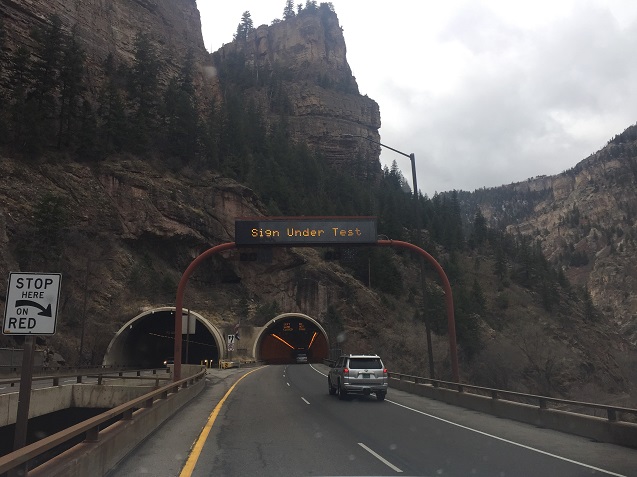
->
[
  {"left": 113, "top": 311, "right": 219, "bottom": 368},
  {"left": 260, "top": 316, "right": 328, "bottom": 364}
]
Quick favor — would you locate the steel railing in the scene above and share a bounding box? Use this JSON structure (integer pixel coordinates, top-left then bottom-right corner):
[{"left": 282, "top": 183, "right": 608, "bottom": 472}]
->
[
  {"left": 0, "top": 367, "right": 170, "bottom": 390},
  {"left": 388, "top": 372, "right": 637, "bottom": 423},
  {"left": 0, "top": 368, "right": 206, "bottom": 475}
]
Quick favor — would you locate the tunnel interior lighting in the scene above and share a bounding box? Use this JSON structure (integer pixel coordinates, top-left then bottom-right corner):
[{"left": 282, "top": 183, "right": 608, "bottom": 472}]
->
[
  {"left": 272, "top": 333, "right": 295, "bottom": 349},
  {"left": 308, "top": 331, "right": 318, "bottom": 349}
]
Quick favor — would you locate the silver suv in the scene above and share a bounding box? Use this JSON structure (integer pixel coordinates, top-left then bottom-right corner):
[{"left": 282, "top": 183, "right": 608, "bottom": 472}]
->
[{"left": 328, "top": 354, "right": 388, "bottom": 401}]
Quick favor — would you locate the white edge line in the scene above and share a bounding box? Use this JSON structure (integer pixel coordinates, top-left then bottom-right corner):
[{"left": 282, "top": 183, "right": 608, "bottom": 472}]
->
[
  {"left": 301, "top": 397, "right": 310, "bottom": 405},
  {"left": 387, "top": 399, "right": 626, "bottom": 477},
  {"left": 358, "top": 442, "right": 403, "bottom": 473},
  {"left": 311, "top": 365, "right": 624, "bottom": 477}
]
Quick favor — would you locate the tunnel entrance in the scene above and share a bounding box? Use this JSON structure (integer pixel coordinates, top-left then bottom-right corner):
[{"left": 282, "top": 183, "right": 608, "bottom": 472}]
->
[
  {"left": 256, "top": 314, "right": 329, "bottom": 365},
  {"left": 103, "top": 308, "right": 222, "bottom": 368}
]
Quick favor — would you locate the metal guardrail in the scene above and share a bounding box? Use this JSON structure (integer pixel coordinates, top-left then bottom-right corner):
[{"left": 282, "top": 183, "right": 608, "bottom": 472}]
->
[
  {"left": 0, "top": 368, "right": 207, "bottom": 475},
  {"left": 0, "top": 367, "right": 170, "bottom": 389},
  {"left": 388, "top": 372, "right": 637, "bottom": 424}
]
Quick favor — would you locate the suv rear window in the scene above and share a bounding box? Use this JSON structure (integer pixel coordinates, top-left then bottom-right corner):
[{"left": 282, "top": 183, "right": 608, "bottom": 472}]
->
[{"left": 348, "top": 358, "right": 382, "bottom": 369}]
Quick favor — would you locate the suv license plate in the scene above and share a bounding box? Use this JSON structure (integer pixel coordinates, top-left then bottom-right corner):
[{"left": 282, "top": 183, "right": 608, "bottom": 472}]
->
[{"left": 361, "top": 373, "right": 370, "bottom": 378}]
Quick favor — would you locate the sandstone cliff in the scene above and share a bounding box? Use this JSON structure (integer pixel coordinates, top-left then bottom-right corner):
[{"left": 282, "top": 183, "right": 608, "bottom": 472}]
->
[
  {"left": 0, "top": 0, "right": 214, "bottom": 103},
  {"left": 469, "top": 125, "right": 637, "bottom": 344},
  {"left": 212, "top": 5, "right": 382, "bottom": 175},
  {"left": 1, "top": 1, "right": 635, "bottom": 403}
]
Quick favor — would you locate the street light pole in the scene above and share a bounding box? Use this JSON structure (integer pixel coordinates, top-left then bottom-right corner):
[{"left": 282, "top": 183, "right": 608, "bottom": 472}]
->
[{"left": 342, "top": 134, "right": 436, "bottom": 380}]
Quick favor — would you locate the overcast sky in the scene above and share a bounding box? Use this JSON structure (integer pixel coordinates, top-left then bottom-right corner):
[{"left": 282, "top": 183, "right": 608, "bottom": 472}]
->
[{"left": 196, "top": 0, "right": 637, "bottom": 196}]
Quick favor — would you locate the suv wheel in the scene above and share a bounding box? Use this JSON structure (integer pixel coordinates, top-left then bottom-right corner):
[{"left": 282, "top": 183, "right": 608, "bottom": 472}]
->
[
  {"left": 328, "top": 377, "right": 336, "bottom": 395},
  {"left": 338, "top": 380, "right": 348, "bottom": 400},
  {"left": 376, "top": 391, "right": 386, "bottom": 401}
]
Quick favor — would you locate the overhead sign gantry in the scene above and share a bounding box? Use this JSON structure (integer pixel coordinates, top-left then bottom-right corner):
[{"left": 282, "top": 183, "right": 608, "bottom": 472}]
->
[{"left": 173, "top": 216, "right": 459, "bottom": 383}]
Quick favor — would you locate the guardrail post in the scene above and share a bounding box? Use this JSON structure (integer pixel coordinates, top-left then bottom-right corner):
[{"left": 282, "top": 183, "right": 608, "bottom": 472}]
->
[
  {"left": 76, "top": 375, "right": 82, "bottom": 384},
  {"left": 85, "top": 426, "right": 99, "bottom": 443},
  {"left": 53, "top": 377, "right": 59, "bottom": 386},
  {"left": 607, "top": 408, "right": 617, "bottom": 422},
  {"left": 97, "top": 376, "right": 103, "bottom": 385},
  {"left": 457, "top": 384, "right": 464, "bottom": 393},
  {"left": 137, "top": 370, "right": 141, "bottom": 377},
  {"left": 491, "top": 390, "right": 498, "bottom": 400},
  {"left": 539, "top": 398, "right": 547, "bottom": 409},
  {"left": 122, "top": 409, "right": 134, "bottom": 420}
]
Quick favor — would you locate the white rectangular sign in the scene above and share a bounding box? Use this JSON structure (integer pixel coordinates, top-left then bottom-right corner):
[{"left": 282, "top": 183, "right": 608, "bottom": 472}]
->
[
  {"left": 182, "top": 312, "right": 197, "bottom": 335},
  {"left": 3, "top": 272, "right": 62, "bottom": 335}
]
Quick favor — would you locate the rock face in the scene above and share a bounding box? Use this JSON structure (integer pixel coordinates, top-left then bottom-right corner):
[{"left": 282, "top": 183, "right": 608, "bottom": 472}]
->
[
  {"left": 213, "top": 6, "right": 382, "bottom": 176},
  {"left": 1, "top": 1, "right": 635, "bottom": 400},
  {"left": 471, "top": 126, "right": 637, "bottom": 344},
  {"left": 0, "top": 0, "right": 212, "bottom": 99}
]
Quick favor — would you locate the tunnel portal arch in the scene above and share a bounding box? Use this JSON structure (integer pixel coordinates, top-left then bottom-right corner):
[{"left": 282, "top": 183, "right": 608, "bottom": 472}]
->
[
  {"left": 103, "top": 307, "right": 224, "bottom": 368},
  {"left": 254, "top": 313, "right": 329, "bottom": 364}
]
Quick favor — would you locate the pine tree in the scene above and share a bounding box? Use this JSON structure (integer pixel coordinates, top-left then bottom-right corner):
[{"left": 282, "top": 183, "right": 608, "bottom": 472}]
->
[
  {"left": 31, "top": 15, "right": 64, "bottom": 113},
  {"left": 0, "top": 16, "right": 7, "bottom": 142},
  {"left": 97, "top": 53, "right": 128, "bottom": 153},
  {"left": 473, "top": 209, "right": 488, "bottom": 246},
  {"left": 235, "top": 11, "right": 254, "bottom": 42},
  {"left": 127, "top": 33, "right": 161, "bottom": 153},
  {"left": 57, "top": 25, "right": 86, "bottom": 149},
  {"left": 284, "top": 0, "right": 296, "bottom": 19}
]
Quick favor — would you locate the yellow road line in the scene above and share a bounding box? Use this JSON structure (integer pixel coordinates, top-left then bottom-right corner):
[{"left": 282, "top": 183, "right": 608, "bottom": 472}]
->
[{"left": 179, "top": 366, "right": 266, "bottom": 477}]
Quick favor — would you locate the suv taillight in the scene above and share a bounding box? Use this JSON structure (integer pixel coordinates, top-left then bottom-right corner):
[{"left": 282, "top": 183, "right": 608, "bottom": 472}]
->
[
  {"left": 383, "top": 368, "right": 388, "bottom": 375},
  {"left": 343, "top": 367, "right": 349, "bottom": 374}
]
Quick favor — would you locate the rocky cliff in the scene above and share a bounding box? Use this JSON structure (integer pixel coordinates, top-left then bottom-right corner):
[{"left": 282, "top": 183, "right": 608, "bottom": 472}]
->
[
  {"left": 212, "top": 5, "right": 382, "bottom": 175},
  {"left": 1, "top": 1, "right": 636, "bottom": 402},
  {"left": 468, "top": 124, "right": 637, "bottom": 344},
  {"left": 0, "top": 0, "right": 214, "bottom": 103}
]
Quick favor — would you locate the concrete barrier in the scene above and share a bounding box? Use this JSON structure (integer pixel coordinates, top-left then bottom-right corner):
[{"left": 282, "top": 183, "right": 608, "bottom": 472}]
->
[
  {"left": 389, "top": 378, "right": 637, "bottom": 449},
  {"left": 28, "top": 373, "right": 205, "bottom": 477},
  {"left": 0, "top": 384, "right": 158, "bottom": 426}
]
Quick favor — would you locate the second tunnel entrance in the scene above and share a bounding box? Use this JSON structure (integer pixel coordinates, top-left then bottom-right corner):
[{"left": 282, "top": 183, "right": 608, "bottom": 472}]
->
[{"left": 256, "top": 313, "right": 329, "bottom": 364}]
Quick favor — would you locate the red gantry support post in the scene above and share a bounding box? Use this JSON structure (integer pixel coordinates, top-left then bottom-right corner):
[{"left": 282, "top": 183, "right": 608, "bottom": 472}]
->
[
  {"left": 174, "top": 242, "right": 236, "bottom": 381},
  {"left": 377, "top": 239, "right": 460, "bottom": 383}
]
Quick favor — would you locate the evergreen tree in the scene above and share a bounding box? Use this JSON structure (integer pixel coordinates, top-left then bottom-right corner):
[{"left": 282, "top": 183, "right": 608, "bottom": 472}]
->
[
  {"left": 57, "top": 25, "right": 86, "bottom": 149},
  {"left": 97, "top": 54, "right": 128, "bottom": 153},
  {"left": 22, "top": 14, "right": 65, "bottom": 152},
  {"left": 7, "top": 47, "right": 48, "bottom": 157},
  {"left": 31, "top": 15, "right": 64, "bottom": 112},
  {"left": 283, "top": 0, "right": 296, "bottom": 19},
  {"left": 127, "top": 33, "right": 161, "bottom": 153},
  {"left": 0, "top": 17, "right": 7, "bottom": 143},
  {"left": 75, "top": 99, "right": 99, "bottom": 161},
  {"left": 470, "top": 279, "right": 485, "bottom": 313},
  {"left": 494, "top": 243, "right": 508, "bottom": 282},
  {"left": 472, "top": 209, "right": 488, "bottom": 247},
  {"left": 235, "top": 11, "right": 254, "bottom": 42},
  {"left": 162, "top": 77, "right": 199, "bottom": 164}
]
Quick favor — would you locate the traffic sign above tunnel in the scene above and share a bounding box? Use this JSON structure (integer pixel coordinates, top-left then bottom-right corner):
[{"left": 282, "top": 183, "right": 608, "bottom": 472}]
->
[{"left": 235, "top": 216, "right": 377, "bottom": 247}]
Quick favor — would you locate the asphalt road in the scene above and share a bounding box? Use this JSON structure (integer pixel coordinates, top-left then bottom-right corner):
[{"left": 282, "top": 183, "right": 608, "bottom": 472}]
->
[{"left": 108, "top": 364, "right": 637, "bottom": 477}]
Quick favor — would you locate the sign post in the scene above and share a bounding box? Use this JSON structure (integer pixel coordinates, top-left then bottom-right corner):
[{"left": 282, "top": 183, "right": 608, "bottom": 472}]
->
[{"left": 3, "top": 272, "right": 61, "bottom": 465}]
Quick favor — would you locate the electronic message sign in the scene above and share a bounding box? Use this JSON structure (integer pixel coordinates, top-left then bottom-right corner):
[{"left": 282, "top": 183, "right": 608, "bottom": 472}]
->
[{"left": 235, "top": 217, "right": 377, "bottom": 246}]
